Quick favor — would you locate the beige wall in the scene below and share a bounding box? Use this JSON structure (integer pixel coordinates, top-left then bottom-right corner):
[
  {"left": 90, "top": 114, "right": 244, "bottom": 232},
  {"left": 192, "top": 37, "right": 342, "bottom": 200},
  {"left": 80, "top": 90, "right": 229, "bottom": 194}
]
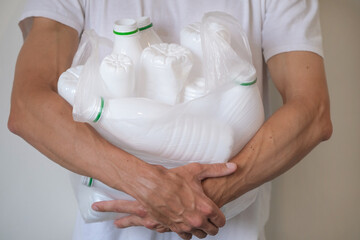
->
[
  {"left": 0, "top": 1, "right": 77, "bottom": 239},
  {"left": 265, "top": 0, "right": 360, "bottom": 239},
  {"left": 0, "top": 0, "right": 359, "bottom": 239}
]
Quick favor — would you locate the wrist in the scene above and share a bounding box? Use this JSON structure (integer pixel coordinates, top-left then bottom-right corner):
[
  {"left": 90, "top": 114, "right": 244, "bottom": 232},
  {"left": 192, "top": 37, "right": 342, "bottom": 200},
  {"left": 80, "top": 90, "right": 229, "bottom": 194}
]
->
[
  {"left": 202, "top": 177, "right": 227, "bottom": 208},
  {"left": 90, "top": 140, "right": 153, "bottom": 194},
  {"left": 119, "top": 162, "right": 168, "bottom": 200}
]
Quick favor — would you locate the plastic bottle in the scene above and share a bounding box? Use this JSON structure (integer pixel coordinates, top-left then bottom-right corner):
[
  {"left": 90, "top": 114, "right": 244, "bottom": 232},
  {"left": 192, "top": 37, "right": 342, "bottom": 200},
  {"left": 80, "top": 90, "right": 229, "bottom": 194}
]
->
[
  {"left": 58, "top": 65, "right": 83, "bottom": 105},
  {"left": 112, "top": 18, "right": 143, "bottom": 66},
  {"left": 70, "top": 174, "right": 134, "bottom": 223},
  {"left": 81, "top": 96, "right": 233, "bottom": 167},
  {"left": 137, "top": 16, "right": 162, "bottom": 48},
  {"left": 138, "top": 43, "right": 193, "bottom": 105},
  {"left": 180, "top": 22, "right": 203, "bottom": 79},
  {"left": 99, "top": 53, "right": 135, "bottom": 98},
  {"left": 97, "top": 19, "right": 142, "bottom": 98},
  {"left": 182, "top": 77, "right": 207, "bottom": 103}
]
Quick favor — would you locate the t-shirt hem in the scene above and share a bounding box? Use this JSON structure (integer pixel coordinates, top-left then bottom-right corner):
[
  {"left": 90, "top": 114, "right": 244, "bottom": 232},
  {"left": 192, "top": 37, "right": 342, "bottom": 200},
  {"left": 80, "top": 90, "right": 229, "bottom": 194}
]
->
[
  {"left": 264, "top": 44, "right": 324, "bottom": 62},
  {"left": 19, "top": 10, "right": 83, "bottom": 37}
]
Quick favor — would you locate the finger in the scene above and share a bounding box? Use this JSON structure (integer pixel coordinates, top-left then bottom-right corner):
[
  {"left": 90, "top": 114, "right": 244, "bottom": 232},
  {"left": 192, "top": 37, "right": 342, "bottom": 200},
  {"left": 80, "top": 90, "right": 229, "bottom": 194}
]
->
[
  {"left": 177, "top": 232, "right": 193, "bottom": 240},
  {"left": 199, "top": 220, "right": 219, "bottom": 236},
  {"left": 197, "top": 200, "right": 226, "bottom": 228},
  {"left": 92, "top": 200, "right": 147, "bottom": 217},
  {"left": 156, "top": 227, "right": 171, "bottom": 233},
  {"left": 114, "top": 215, "right": 143, "bottom": 228},
  {"left": 191, "top": 229, "right": 207, "bottom": 239},
  {"left": 208, "top": 210, "right": 226, "bottom": 228},
  {"left": 196, "top": 162, "right": 237, "bottom": 180},
  {"left": 115, "top": 215, "right": 164, "bottom": 231}
]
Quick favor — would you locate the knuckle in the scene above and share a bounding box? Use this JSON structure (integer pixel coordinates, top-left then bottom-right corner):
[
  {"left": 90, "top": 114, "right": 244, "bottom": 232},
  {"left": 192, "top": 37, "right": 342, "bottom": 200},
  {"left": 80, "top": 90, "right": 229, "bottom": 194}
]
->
[
  {"left": 200, "top": 202, "right": 215, "bottom": 216},
  {"left": 144, "top": 220, "right": 157, "bottom": 229},
  {"left": 188, "top": 216, "right": 204, "bottom": 228},
  {"left": 135, "top": 208, "right": 147, "bottom": 217}
]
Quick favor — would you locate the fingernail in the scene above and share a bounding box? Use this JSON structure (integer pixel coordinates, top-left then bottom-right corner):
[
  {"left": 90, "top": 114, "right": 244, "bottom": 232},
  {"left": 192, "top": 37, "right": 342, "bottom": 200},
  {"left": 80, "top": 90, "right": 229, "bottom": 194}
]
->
[
  {"left": 92, "top": 204, "right": 99, "bottom": 211},
  {"left": 226, "top": 162, "right": 237, "bottom": 169}
]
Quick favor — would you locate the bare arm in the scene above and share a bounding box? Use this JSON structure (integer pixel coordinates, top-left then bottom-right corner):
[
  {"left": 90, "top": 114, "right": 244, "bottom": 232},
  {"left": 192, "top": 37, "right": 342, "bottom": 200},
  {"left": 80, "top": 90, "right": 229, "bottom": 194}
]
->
[
  {"left": 203, "top": 51, "right": 333, "bottom": 206},
  {"left": 8, "top": 17, "right": 236, "bottom": 238}
]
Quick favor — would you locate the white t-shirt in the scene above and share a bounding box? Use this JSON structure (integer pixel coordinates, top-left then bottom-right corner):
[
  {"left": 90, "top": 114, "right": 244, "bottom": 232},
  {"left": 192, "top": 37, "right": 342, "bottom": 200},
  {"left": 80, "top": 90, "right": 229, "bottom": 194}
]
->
[{"left": 19, "top": 1, "right": 323, "bottom": 240}]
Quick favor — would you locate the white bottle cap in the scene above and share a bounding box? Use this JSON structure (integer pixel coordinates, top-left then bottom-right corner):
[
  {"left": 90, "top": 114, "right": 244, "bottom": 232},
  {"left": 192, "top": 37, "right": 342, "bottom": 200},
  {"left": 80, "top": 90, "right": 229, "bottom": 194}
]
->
[
  {"left": 137, "top": 16, "right": 152, "bottom": 31},
  {"left": 113, "top": 18, "right": 138, "bottom": 35}
]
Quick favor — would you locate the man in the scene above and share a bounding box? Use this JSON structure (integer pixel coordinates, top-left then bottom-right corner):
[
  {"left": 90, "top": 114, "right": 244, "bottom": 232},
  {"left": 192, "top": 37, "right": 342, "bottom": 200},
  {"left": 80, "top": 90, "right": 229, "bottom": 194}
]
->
[{"left": 8, "top": 0, "right": 332, "bottom": 239}]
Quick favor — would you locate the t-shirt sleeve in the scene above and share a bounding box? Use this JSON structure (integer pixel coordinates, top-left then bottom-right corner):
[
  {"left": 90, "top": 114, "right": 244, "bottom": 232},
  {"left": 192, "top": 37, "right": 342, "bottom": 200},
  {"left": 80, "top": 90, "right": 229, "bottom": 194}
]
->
[
  {"left": 262, "top": 0, "right": 323, "bottom": 62},
  {"left": 19, "top": 0, "right": 85, "bottom": 39}
]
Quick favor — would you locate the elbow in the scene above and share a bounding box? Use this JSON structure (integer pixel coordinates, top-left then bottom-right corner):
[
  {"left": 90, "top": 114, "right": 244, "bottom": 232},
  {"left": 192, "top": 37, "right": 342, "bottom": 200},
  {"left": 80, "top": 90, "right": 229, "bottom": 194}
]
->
[
  {"left": 317, "top": 101, "right": 333, "bottom": 142},
  {"left": 8, "top": 111, "right": 22, "bottom": 136},
  {"left": 7, "top": 100, "right": 26, "bottom": 137},
  {"left": 320, "top": 115, "right": 333, "bottom": 141}
]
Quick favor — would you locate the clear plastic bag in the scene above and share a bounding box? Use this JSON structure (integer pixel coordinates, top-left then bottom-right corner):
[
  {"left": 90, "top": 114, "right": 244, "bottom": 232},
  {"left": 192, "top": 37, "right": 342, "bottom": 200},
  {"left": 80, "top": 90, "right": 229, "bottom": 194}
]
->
[
  {"left": 201, "top": 11, "right": 257, "bottom": 91},
  {"left": 59, "top": 12, "right": 264, "bottom": 223}
]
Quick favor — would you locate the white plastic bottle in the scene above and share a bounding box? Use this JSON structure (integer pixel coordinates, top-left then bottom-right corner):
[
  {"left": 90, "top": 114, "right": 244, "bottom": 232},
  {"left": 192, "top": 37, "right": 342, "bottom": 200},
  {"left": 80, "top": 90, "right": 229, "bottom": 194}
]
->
[
  {"left": 58, "top": 65, "right": 83, "bottom": 105},
  {"left": 139, "top": 43, "right": 193, "bottom": 105},
  {"left": 70, "top": 174, "right": 134, "bottom": 223},
  {"left": 182, "top": 77, "right": 207, "bottom": 103},
  {"left": 180, "top": 22, "right": 203, "bottom": 79},
  {"left": 99, "top": 53, "right": 135, "bottom": 98},
  {"left": 80, "top": 96, "right": 233, "bottom": 167},
  {"left": 112, "top": 18, "right": 143, "bottom": 66},
  {"left": 137, "top": 16, "right": 162, "bottom": 48},
  {"left": 98, "top": 19, "right": 143, "bottom": 98}
]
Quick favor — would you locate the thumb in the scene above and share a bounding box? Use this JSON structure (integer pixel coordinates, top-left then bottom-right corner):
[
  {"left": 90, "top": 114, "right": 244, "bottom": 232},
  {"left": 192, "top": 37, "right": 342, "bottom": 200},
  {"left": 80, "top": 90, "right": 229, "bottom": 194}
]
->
[{"left": 197, "top": 162, "right": 237, "bottom": 180}]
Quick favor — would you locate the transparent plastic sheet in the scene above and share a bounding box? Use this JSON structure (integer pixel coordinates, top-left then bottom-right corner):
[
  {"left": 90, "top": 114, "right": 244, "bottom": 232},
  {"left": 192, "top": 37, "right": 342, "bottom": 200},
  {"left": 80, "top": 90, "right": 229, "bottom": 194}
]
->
[
  {"left": 201, "top": 11, "right": 257, "bottom": 91},
  {"left": 59, "top": 12, "right": 264, "bottom": 223},
  {"left": 72, "top": 30, "right": 114, "bottom": 122}
]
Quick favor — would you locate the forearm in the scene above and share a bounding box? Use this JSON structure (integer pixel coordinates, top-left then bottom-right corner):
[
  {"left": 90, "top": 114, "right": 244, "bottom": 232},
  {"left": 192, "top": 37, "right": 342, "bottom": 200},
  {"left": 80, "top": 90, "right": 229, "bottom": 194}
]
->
[
  {"left": 205, "top": 97, "right": 331, "bottom": 206},
  {"left": 203, "top": 52, "right": 333, "bottom": 206}
]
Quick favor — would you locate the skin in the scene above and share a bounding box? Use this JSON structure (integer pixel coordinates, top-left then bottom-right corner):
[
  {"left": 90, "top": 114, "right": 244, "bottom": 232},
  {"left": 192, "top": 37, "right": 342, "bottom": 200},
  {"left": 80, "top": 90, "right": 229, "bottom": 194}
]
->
[
  {"left": 8, "top": 17, "right": 238, "bottom": 239},
  {"left": 93, "top": 42, "right": 333, "bottom": 239}
]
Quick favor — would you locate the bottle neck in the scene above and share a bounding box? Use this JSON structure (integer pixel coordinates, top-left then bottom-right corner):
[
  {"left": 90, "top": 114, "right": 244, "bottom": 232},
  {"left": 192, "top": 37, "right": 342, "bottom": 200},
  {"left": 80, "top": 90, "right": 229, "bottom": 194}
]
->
[
  {"left": 112, "top": 33, "right": 143, "bottom": 65},
  {"left": 113, "top": 28, "right": 139, "bottom": 36},
  {"left": 89, "top": 97, "right": 104, "bottom": 123},
  {"left": 139, "top": 22, "right": 153, "bottom": 32}
]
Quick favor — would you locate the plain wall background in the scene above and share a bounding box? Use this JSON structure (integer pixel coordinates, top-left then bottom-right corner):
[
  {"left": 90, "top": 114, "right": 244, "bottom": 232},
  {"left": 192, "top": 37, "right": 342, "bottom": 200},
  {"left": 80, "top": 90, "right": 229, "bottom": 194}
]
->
[{"left": 0, "top": 0, "right": 359, "bottom": 239}]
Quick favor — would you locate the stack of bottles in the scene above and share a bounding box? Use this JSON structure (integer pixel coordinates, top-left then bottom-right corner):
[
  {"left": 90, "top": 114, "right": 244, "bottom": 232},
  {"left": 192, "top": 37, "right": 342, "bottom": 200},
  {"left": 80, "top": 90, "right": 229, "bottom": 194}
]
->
[{"left": 58, "top": 12, "right": 264, "bottom": 223}]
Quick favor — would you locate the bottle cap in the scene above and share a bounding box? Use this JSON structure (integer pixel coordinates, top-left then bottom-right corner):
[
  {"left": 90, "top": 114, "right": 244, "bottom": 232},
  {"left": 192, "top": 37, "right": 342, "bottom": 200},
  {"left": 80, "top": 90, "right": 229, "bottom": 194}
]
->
[
  {"left": 137, "top": 16, "right": 153, "bottom": 31},
  {"left": 113, "top": 18, "right": 139, "bottom": 35}
]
